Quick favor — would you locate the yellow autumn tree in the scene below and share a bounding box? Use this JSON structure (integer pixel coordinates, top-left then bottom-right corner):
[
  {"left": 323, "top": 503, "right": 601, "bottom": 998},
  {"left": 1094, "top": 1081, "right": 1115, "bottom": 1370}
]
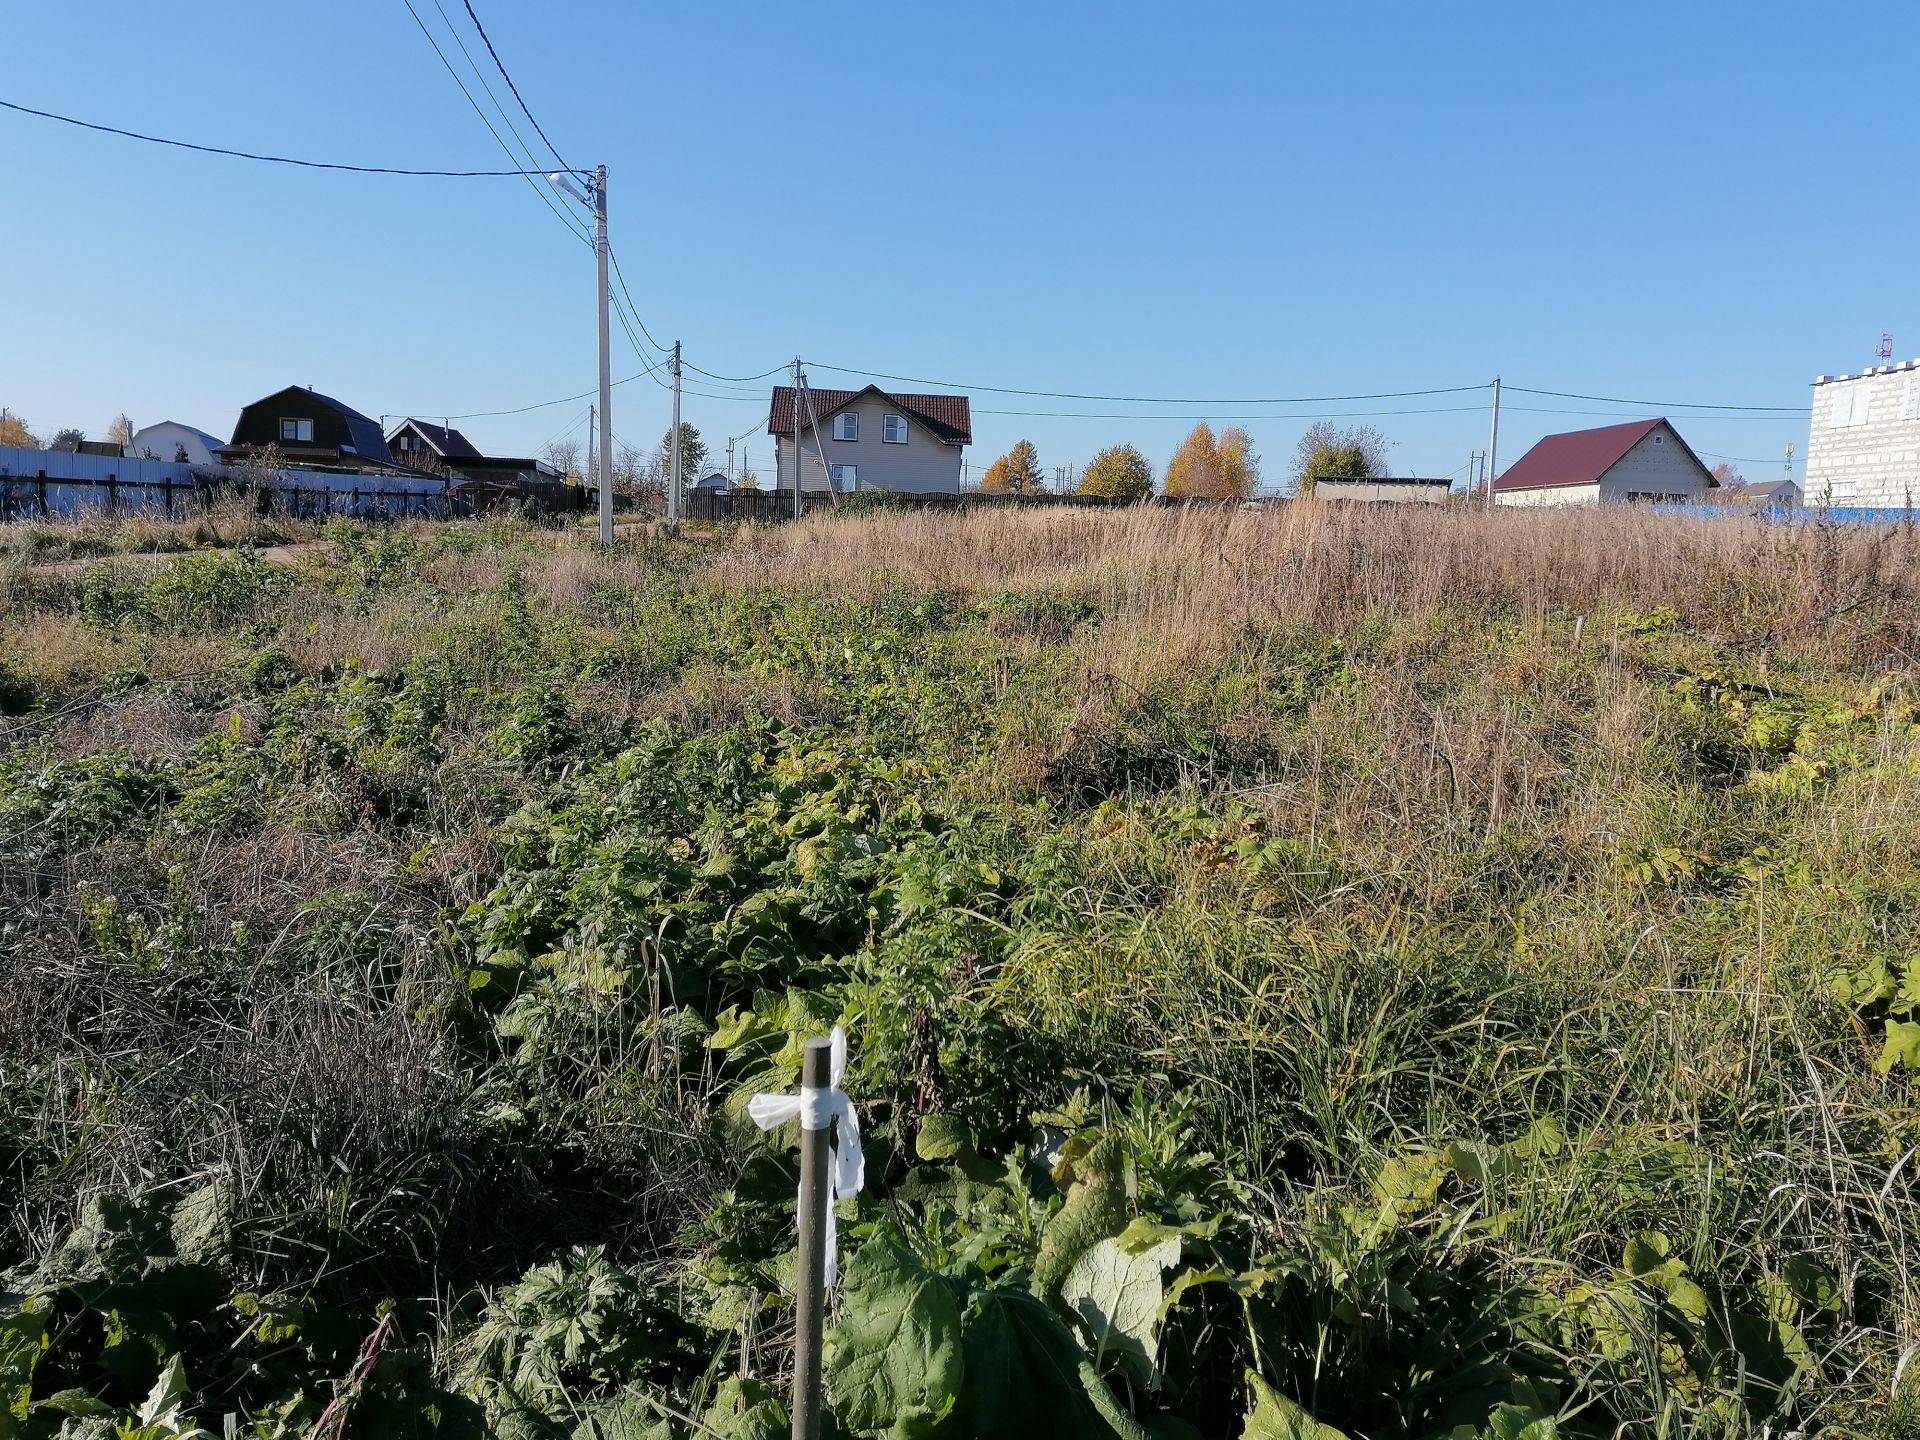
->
[
  {"left": 1163, "top": 424, "right": 1219, "bottom": 497},
  {"left": 1215, "top": 426, "right": 1259, "bottom": 498},
  {"left": 979, "top": 455, "right": 1012, "bottom": 491},
  {"left": 1078, "top": 444, "right": 1154, "bottom": 500},
  {"left": 0, "top": 414, "right": 39, "bottom": 448},
  {"left": 1166, "top": 423, "right": 1258, "bottom": 498}
]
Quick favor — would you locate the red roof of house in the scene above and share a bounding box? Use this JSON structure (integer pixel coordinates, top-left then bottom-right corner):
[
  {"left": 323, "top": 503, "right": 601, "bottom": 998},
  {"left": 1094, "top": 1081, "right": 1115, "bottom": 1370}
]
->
[
  {"left": 1494, "top": 418, "right": 1718, "bottom": 493},
  {"left": 768, "top": 385, "right": 971, "bottom": 444},
  {"left": 1494, "top": 419, "right": 1661, "bottom": 491}
]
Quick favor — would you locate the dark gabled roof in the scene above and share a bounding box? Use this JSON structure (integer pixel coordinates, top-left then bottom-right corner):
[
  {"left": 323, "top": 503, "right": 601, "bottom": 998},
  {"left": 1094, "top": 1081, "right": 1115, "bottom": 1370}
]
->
[
  {"left": 239, "top": 385, "right": 391, "bottom": 463},
  {"left": 390, "top": 418, "right": 482, "bottom": 460},
  {"left": 1494, "top": 418, "right": 1718, "bottom": 493},
  {"left": 768, "top": 384, "right": 971, "bottom": 444}
]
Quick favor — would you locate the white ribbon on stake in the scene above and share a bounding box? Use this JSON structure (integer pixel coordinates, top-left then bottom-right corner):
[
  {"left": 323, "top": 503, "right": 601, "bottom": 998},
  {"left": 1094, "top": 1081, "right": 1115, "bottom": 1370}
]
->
[{"left": 747, "top": 1025, "right": 865, "bottom": 1286}]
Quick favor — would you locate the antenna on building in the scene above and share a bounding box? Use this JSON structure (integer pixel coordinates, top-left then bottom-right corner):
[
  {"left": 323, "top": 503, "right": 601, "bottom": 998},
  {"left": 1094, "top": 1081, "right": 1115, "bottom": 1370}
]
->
[{"left": 1877, "top": 333, "right": 1895, "bottom": 364}]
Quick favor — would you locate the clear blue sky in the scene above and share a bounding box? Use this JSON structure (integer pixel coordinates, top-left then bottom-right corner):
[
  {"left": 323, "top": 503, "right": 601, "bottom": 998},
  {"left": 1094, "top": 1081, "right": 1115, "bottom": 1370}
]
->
[{"left": 3, "top": 0, "right": 1913, "bottom": 489}]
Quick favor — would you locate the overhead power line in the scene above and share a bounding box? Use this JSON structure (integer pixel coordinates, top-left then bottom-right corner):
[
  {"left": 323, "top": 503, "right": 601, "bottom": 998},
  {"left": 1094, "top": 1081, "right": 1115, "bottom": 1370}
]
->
[
  {"left": 1505, "top": 405, "right": 1792, "bottom": 424},
  {"left": 0, "top": 96, "right": 577, "bottom": 178},
  {"left": 806, "top": 362, "right": 1489, "bottom": 405},
  {"left": 685, "top": 359, "right": 792, "bottom": 384},
  {"left": 606, "top": 246, "right": 671, "bottom": 356},
  {"left": 459, "top": 0, "right": 571, "bottom": 172},
  {"left": 400, "top": 0, "right": 588, "bottom": 244},
  {"left": 1504, "top": 385, "right": 1805, "bottom": 414},
  {"left": 973, "top": 403, "right": 1492, "bottom": 421}
]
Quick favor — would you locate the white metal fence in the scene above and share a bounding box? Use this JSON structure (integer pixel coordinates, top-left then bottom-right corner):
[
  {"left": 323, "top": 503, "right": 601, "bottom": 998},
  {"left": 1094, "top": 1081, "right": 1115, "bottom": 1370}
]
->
[{"left": 0, "top": 446, "right": 457, "bottom": 520}]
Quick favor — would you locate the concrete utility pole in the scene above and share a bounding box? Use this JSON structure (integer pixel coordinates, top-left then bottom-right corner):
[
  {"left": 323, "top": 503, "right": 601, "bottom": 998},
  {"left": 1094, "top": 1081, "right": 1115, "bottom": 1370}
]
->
[
  {"left": 791, "top": 357, "right": 804, "bottom": 522},
  {"left": 669, "top": 340, "right": 683, "bottom": 526},
  {"left": 594, "top": 166, "right": 614, "bottom": 546},
  {"left": 1485, "top": 377, "right": 1501, "bottom": 508}
]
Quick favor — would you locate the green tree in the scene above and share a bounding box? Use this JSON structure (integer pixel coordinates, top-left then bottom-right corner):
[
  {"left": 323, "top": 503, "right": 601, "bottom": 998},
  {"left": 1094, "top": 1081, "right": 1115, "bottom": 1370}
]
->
[
  {"left": 48, "top": 427, "right": 85, "bottom": 452},
  {"left": 658, "top": 423, "right": 707, "bottom": 485},
  {"left": 1294, "top": 421, "right": 1390, "bottom": 493},
  {"left": 1078, "top": 444, "right": 1154, "bottom": 500},
  {"left": 981, "top": 438, "right": 1044, "bottom": 494}
]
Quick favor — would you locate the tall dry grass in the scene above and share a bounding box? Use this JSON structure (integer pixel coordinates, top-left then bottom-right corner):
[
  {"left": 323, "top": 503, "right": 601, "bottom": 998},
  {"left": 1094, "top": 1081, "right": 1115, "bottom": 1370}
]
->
[{"left": 708, "top": 503, "right": 1920, "bottom": 672}]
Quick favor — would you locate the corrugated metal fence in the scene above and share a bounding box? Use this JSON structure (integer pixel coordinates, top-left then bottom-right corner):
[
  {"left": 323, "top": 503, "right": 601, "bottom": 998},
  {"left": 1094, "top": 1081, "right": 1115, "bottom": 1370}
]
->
[{"left": 0, "top": 446, "right": 460, "bottom": 520}]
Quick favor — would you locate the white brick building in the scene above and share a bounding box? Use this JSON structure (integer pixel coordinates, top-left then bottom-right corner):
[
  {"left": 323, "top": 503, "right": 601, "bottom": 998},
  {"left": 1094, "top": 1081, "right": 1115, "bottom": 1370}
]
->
[{"left": 1806, "top": 360, "right": 1920, "bottom": 507}]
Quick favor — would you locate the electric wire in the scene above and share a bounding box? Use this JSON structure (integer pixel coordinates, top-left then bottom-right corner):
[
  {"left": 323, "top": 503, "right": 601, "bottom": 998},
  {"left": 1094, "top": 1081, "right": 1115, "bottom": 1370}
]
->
[
  {"left": 972, "top": 403, "right": 1492, "bottom": 421},
  {"left": 400, "top": 0, "right": 589, "bottom": 245},
  {"left": 0, "top": 96, "right": 578, "bottom": 177},
  {"left": 685, "top": 358, "right": 792, "bottom": 384},
  {"left": 427, "top": 0, "right": 552, "bottom": 182},
  {"left": 606, "top": 248, "right": 671, "bottom": 356},
  {"left": 1504, "top": 405, "right": 1794, "bottom": 424},
  {"left": 459, "top": 0, "right": 572, "bottom": 172},
  {"left": 1504, "top": 385, "right": 1805, "bottom": 413},
  {"left": 806, "top": 363, "right": 1490, "bottom": 406}
]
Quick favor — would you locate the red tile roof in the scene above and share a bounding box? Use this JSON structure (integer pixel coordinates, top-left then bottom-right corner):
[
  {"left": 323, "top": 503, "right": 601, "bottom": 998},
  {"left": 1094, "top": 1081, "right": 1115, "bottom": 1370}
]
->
[
  {"left": 1494, "top": 418, "right": 1716, "bottom": 492},
  {"left": 768, "top": 385, "right": 971, "bottom": 444}
]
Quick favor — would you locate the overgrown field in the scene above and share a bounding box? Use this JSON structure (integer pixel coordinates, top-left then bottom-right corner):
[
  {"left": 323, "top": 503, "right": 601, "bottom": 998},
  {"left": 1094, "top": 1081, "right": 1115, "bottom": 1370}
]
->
[{"left": 4, "top": 503, "right": 1920, "bottom": 1439}]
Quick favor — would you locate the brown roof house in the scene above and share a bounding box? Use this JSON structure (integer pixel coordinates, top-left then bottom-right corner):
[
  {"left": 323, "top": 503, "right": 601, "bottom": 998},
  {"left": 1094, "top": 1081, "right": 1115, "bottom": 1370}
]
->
[
  {"left": 387, "top": 418, "right": 581, "bottom": 515},
  {"left": 767, "top": 384, "right": 971, "bottom": 495},
  {"left": 218, "top": 386, "right": 398, "bottom": 471},
  {"left": 1492, "top": 418, "right": 1719, "bottom": 507}
]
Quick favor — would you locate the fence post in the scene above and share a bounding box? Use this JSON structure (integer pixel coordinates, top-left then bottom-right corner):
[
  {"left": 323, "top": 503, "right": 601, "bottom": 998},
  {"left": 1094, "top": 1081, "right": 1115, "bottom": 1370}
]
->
[
  {"left": 791, "top": 1037, "right": 833, "bottom": 1440},
  {"left": 104, "top": 473, "right": 118, "bottom": 514}
]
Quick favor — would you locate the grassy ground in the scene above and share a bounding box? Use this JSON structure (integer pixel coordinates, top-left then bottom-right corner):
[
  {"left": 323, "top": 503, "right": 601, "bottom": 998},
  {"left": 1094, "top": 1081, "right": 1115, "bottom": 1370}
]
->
[{"left": 2, "top": 503, "right": 1918, "bottom": 1439}]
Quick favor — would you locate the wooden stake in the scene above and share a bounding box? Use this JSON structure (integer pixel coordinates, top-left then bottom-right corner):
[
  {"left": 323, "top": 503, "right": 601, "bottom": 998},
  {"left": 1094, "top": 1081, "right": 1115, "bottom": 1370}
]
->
[{"left": 791, "top": 1038, "right": 834, "bottom": 1440}]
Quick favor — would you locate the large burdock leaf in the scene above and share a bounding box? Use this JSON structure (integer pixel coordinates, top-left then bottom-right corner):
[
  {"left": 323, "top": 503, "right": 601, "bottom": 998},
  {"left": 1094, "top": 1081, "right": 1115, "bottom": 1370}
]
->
[
  {"left": 1060, "top": 1235, "right": 1182, "bottom": 1386},
  {"left": 826, "top": 1239, "right": 962, "bottom": 1438},
  {"left": 1032, "top": 1134, "right": 1129, "bottom": 1296},
  {"left": 1876, "top": 1019, "right": 1920, "bottom": 1074},
  {"left": 1241, "top": 1372, "right": 1349, "bottom": 1440},
  {"left": 1, "top": 1295, "right": 52, "bottom": 1435},
  {"left": 963, "top": 1288, "right": 1148, "bottom": 1439}
]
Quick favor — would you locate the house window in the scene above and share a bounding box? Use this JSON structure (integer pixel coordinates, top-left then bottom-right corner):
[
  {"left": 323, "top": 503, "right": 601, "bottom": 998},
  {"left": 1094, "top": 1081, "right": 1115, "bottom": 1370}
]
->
[
  {"left": 1652, "top": 434, "right": 1663, "bottom": 444},
  {"left": 832, "top": 413, "right": 859, "bottom": 441},
  {"left": 831, "top": 464, "right": 857, "bottom": 490},
  {"left": 883, "top": 415, "right": 908, "bottom": 444},
  {"left": 280, "top": 418, "right": 314, "bottom": 443}
]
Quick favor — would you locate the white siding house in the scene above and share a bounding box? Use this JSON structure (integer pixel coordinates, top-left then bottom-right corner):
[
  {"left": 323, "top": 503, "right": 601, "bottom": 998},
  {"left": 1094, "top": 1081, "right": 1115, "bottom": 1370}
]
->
[
  {"left": 768, "top": 385, "right": 970, "bottom": 495},
  {"left": 126, "top": 421, "right": 225, "bottom": 467},
  {"left": 1805, "top": 360, "right": 1920, "bottom": 506},
  {"left": 1493, "top": 419, "right": 1718, "bottom": 507}
]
